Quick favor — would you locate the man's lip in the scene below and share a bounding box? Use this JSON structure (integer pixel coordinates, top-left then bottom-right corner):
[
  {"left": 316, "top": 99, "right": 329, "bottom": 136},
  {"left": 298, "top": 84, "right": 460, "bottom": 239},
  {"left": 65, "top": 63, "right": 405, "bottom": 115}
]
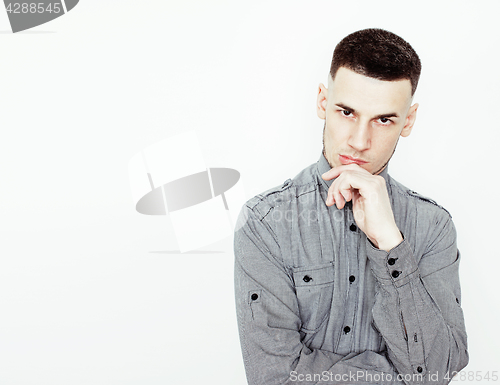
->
[{"left": 339, "top": 155, "right": 368, "bottom": 165}]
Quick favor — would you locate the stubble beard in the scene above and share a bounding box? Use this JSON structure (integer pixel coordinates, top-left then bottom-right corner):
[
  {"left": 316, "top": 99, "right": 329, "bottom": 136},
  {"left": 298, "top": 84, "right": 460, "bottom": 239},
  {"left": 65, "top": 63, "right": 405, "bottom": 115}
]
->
[{"left": 321, "top": 121, "right": 399, "bottom": 175}]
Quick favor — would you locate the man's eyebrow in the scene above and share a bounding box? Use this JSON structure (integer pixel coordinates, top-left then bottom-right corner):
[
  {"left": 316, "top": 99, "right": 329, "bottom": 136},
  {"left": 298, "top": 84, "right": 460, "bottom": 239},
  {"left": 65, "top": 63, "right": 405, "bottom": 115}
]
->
[
  {"left": 335, "top": 103, "right": 356, "bottom": 113},
  {"left": 334, "top": 103, "right": 400, "bottom": 119},
  {"left": 374, "top": 112, "right": 400, "bottom": 119}
]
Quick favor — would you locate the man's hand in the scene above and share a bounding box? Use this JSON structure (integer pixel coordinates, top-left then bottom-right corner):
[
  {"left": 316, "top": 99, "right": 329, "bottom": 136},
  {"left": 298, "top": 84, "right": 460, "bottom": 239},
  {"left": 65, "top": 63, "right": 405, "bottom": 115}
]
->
[{"left": 322, "top": 164, "right": 403, "bottom": 252}]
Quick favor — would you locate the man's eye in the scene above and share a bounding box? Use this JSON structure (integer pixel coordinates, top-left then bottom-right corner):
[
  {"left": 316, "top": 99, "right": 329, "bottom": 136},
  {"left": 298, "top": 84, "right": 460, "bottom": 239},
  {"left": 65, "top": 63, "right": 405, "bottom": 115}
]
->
[
  {"left": 342, "top": 110, "right": 352, "bottom": 117},
  {"left": 379, "top": 117, "right": 391, "bottom": 124}
]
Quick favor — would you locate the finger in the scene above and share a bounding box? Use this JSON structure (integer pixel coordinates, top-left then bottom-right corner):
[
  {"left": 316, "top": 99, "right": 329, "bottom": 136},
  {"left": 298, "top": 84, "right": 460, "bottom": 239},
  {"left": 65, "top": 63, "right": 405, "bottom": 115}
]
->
[
  {"left": 332, "top": 172, "right": 353, "bottom": 203},
  {"left": 322, "top": 164, "right": 358, "bottom": 181},
  {"left": 341, "top": 187, "right": 352, "bottom": 203},
  {"left": 336, "top": 179, "right": 354, "bottom": 210},
  {"left": 333, "top": 184, "right": 345, "bottom": 209},
  {"left": 335, "top": 172, "right": 364, "bottom": 209},
  {"left": 352, "top": 189, "right": 361, "bottom": 207},
  {"left": 329, "top": 173, "right": 348, "bottom": 209},
  {"left": 352, "top": 189, "right": 361, "bottom": 203},
  {"left": 327, "top": 170, "right": 369, "bottom": 207},
  {"left": 326, "top": 190, "right": 335, "bottom": 206},
  {"left": 336, "top": 189, "right": 352, "bottom": 210},
  {"left": 335, "top": 171, "right": 377, "bottom": 198},
  {"left": 328, "top": 170, "right": 345, "bottom": 204},
  {"left": 326, "top": 175, "right": 340, "bottom": 207},
  {"left": 326, "top": 188, "right": 336, "bottom": 206},
  {"left": 321, "top": 163, "right": 367, "bottom": 180}
]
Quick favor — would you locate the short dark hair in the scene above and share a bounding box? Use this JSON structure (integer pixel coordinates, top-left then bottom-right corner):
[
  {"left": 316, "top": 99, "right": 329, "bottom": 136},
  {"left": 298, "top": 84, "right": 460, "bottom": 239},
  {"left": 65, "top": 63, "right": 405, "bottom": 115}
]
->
[{"left": 330, "top": 28, "right": 421, "bottom": 96}]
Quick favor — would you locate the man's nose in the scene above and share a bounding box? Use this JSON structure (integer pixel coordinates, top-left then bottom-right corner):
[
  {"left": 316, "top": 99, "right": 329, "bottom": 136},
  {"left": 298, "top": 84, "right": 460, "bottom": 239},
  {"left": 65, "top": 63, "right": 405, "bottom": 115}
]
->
[{"left": 347, "top": 120, "right": 371, "bottom": 152}]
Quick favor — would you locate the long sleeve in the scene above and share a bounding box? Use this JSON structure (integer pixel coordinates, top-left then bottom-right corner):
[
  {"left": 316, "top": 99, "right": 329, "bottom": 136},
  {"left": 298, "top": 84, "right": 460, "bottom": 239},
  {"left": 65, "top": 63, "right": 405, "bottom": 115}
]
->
[
  {"left": 234, "top": 205, "right": 407, "bottom": 385},
  {"left": 367, "top": 210, "right": 469, "bottom": 384}
]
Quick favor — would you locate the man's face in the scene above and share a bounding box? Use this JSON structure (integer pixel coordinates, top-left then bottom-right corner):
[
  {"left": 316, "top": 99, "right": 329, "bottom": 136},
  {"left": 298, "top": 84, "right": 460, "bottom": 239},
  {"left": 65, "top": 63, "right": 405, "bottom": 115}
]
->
[{"left": 317, "top": 66, "right": 418, "bottom": 175}]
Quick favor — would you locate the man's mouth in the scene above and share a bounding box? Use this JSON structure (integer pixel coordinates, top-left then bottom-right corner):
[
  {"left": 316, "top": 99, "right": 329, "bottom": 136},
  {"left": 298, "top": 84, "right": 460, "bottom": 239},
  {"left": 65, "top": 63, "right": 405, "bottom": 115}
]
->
[{"left": 339, "top": 155, "right": 368, "bottom": 165}]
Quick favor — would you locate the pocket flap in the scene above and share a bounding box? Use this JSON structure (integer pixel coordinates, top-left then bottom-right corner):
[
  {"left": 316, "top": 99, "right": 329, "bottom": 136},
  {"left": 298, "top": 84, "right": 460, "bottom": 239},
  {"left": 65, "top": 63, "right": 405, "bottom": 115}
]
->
[{"left": 292, "top": 262, "right": 334, "bottom": 287}]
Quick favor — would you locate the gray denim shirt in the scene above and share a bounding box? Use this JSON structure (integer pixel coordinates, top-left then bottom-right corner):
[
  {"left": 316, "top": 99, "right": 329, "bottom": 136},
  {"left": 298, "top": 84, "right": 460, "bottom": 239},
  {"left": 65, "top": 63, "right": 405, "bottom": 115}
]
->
[{"left": 234, "top": 152, "right": 468, "bottom": 385}]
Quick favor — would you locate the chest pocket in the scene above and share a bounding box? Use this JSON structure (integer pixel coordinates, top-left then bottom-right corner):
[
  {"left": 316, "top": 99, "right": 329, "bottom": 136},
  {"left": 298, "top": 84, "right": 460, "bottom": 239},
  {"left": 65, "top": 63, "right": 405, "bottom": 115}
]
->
[{"left": 292, "top": 262, "right": 334, "bottom": 333}]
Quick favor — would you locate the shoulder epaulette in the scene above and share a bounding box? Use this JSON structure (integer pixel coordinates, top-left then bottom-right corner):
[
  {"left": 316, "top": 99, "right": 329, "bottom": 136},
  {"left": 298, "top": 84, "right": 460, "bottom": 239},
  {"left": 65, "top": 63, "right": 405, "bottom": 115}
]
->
[{"left": 406, "top": 189, "right": 452, "bottom": 218}]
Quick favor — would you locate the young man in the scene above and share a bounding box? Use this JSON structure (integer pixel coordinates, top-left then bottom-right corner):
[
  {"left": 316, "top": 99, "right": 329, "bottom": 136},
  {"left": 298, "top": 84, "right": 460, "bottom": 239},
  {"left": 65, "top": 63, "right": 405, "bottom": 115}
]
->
[{"left": 234, "top": 29, "right": 468, "bottom": 384}]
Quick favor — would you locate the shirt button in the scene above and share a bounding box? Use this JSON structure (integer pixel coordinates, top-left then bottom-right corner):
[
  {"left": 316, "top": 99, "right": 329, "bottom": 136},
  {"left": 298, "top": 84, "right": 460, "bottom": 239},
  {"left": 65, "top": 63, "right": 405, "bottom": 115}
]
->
[
  {"left": 343, "top": 326, "right": 351, "bottom": 334},
  {"left": 417, "top": 366, "right": 423, "bottom": 373},
  {"left": 251, "top": 293, "right": 258, "bottom": 301},
  {"left": 349, "top": 275, "right": 356, "bottom": 283},
  {"left": 388, "top": 258, "right": 396, "bottom": 265},
  {"left": 349, "top": 224, "right": 357, "bottom": 232},
  {"left": 391, "top": 270, "right": 400, "bottom": 278},
  {"left": 303, "top": 275, "right": 312, "bottom": 283}
]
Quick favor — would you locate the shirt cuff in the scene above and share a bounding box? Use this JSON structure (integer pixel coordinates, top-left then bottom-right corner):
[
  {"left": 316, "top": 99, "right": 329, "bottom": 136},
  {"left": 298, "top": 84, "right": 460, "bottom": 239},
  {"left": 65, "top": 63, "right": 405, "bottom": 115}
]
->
[{"left": 366, "top": 235, "right": 419, "bottom": 288}]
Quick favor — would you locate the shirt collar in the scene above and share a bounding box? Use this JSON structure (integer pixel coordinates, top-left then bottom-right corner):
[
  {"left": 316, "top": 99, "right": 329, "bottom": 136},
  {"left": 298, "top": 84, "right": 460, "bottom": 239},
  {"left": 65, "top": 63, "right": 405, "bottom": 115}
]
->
[{"left": 316, "top": 151, "right": 389, "bottom": 190}]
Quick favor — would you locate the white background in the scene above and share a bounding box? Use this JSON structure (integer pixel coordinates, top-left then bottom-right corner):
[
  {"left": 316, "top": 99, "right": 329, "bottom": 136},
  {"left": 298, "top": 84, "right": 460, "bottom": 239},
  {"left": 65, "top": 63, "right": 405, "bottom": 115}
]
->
[{"left": 0, "top": 1, "right": 499, "bottom": 384}]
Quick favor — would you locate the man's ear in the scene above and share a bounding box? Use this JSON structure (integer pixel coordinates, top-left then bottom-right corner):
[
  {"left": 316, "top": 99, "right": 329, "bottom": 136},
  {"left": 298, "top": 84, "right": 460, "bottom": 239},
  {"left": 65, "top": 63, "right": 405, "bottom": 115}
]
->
[
  {"left": 317, "top": 83, "right": 328, "bottom": 119},
  {"left": 400, "top": 103, "right": 418, "bottom": 138}
]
